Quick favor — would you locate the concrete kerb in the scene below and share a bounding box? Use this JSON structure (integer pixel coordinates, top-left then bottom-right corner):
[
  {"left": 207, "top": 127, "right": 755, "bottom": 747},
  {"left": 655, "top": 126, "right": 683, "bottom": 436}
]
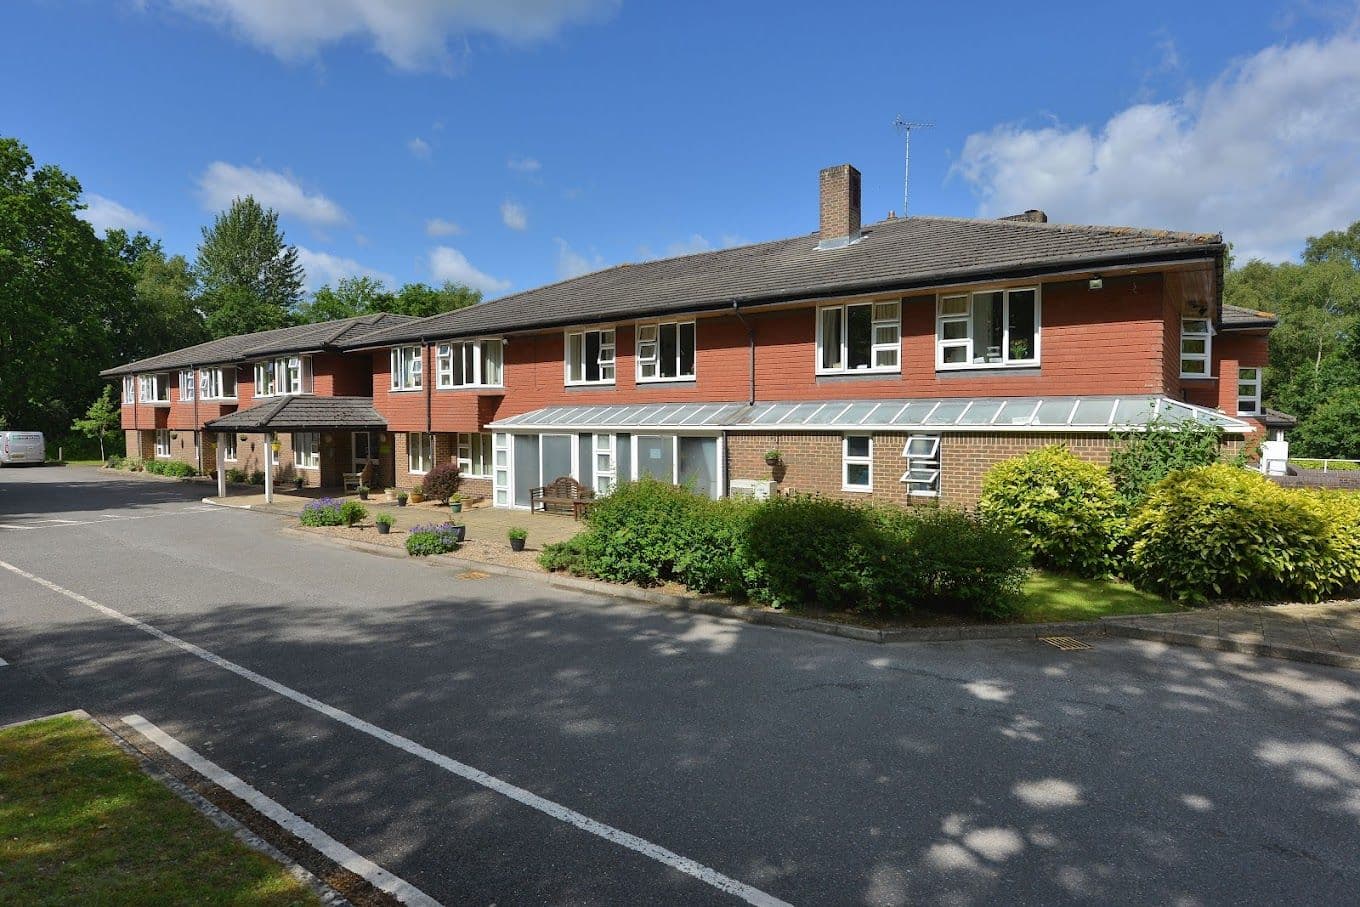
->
[{"left": 1100, "top": 619, "right": 1360, "bottom": 670}]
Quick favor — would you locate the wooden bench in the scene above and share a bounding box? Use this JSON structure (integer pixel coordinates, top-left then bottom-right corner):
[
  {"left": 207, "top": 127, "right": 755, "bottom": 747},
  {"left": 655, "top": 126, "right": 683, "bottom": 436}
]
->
[
  {"left": 342, "top": 463, "right": 373, "bottom": 494},
  {"left": 531, "top": 476, "right": 595, "bottom": 520}
]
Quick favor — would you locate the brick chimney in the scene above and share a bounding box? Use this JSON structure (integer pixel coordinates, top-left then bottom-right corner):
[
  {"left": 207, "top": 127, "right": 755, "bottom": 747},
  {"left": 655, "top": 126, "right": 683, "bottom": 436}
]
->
[{"left": 818, "top": 164, "right": 861, "bottom": 249}]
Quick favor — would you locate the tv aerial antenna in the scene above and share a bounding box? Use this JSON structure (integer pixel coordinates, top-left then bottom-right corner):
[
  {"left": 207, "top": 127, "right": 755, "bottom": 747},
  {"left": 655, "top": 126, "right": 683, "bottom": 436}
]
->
[{"left": 893, "top": 117, "right": 933, "bottom": 216}]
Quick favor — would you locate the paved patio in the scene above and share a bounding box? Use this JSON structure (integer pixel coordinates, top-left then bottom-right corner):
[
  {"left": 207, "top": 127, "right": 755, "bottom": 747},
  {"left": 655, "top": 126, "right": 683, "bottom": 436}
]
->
[{"left": 1106, "top": 601, "right": 1360, "bottom": 668}]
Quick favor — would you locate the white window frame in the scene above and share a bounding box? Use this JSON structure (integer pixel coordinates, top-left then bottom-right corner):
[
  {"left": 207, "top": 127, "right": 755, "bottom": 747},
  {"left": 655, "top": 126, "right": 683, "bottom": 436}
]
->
[
  {"left": 292, "top": 432, "right": 320, "bottom": 470},
  {"left": 901, "top": 435, "right": 941, "bottom": 496},
  {"left": 407, "top": 432, "right": 434, "bottom": 475},
  {"left": 1180, "top": 318, "right": 1213, "bottom": 378},
  {"left": 223, "top": 433, "right": 237, "bottom": 462},
  {"left": 816, "top": 301, "right": 901, "bottom": 375},
  {"left": 935, "top": 288, "right": 1041, "bottom": 370},
  {"left": 178, "top": 369, "right": 195, "bottom": 401},
  {"left": 391, "top": 346, "right": 423, "bottom": 392},
  {"left": 636, "top": 320, "right": 697, "bottom": 382},
  {"left": 1237, "top": 366, "right": 1262, "bottom": 416},
  {"left": 493, "top": 433, "right": 511, "bottom": 507},
  {"left": 253, "top": 357, "right": 310, "bottom": 397},
  {"left": 437, "top": 340, "right": 504, "bottom": 389},
  {"left": 139, "top": 374, "right": 169, "bottom": 403},
  {"left": 564, "top": 328, "right": 616, "bottom": 386},
  {"left": 200, "top": 367, "right": 237, "bottom": 401},
  {"left": 154, "top": 429, "right": 171, "bottom": 458},
  {"left": 842, "top": 435, "right": 873, "bottom": 492},
  {"left": 593, "top": 433, "right": 616, "bottom": 493},
  {"left": 122, "top": 376, "right": 135, "bottom": 404},
  {"left": 456, "top": 432, "right": 493, "bottom": 477}
]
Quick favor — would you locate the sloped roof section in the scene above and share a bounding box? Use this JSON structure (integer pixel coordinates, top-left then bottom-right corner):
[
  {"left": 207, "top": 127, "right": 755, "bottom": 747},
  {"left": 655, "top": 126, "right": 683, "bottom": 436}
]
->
[
  {"left": 1221, "top": 303, "right": 1278, "bottom": 329},
  {"left": 347, "top": 215, "right": 1224, "bottom": 347},
  {"left": 489, "top": 395, "right": 1254, "bottom": 434},
  {"left": 203, "top": 396, "right": 386, "bottom": 432},
  {"left": 100, "top": 313, "right": 420, "bottom": 377}
]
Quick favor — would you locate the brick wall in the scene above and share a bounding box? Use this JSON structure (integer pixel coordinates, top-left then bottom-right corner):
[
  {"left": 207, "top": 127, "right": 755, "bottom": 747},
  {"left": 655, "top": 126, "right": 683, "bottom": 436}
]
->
[{"left": 938, "top": 433, "right": 1118, "bottom": 504}]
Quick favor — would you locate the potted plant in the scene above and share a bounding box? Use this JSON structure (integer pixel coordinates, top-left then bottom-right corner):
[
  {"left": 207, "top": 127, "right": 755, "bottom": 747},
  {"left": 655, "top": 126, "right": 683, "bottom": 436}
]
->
[
  {"left": 764, "top": 449, "right": 782, "bottom": 466},
  {"left": 396, "top": 491, "right": 408, "bottom": 507},
  {"left": 508, "top": 527, "right": 527, "bottom": 552},
  {"left": 449, "top": 493, "right": 463, "bottom": 514},
  {"left": 293, "top": 475, "right": 304, "bottom": 490},
  {"left": 357, "top": 485, "right": 370, "bottom": 500},
  {"left": 409, "top": 489, "right": 425, "bottom": 504},
  {"left": 450, "top": 521, "right": 466, "bottom": 543},
  {"left": 374, "top": 513, "right": 394, "bottom": 535}
]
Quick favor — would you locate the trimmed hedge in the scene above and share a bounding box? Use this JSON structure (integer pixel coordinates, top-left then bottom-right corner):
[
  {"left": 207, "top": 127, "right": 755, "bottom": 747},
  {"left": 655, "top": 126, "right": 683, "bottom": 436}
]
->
[
  {"left": 142, "top": 459, "right": 196, "bottom": 478},
  {"left": 978, "top": 446, "right": 1124, "bottom": 578},
  {"left": 1128, "top": 464, "right": 1360, "bottom": 604}
]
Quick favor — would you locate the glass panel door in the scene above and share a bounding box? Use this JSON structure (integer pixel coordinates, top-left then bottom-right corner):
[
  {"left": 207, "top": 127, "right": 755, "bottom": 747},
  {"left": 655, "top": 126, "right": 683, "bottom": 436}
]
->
[
  {"left": 541, "top": 434, "right": 573, "bottom": 486},
  {"left": 513, "top": 435, "right": 539, "bottom": 507},
  {"left": 678, "top": 436, "right": 718, "bottom": 499},
  {"left": 636, "top": 435, "right": 673, "bottom": 482}
]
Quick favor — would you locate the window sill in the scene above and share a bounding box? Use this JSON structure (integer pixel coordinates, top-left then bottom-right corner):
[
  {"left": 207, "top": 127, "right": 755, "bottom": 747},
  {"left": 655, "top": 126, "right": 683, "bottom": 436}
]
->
[
  {"left": 565, "top": 382, "right": 616, "bottom": 389},
  {"left": 1179, "top": 374, "right": 1215, "bottom": 381},
  {"left": 815, "top": 368, "right": 900, "bottom": 378},
  {"left": 636, "top": 377, "right": 697, "bottom": 385},
  {"left": 936, "top": 361, "right": 1039, "bottom": 372},
  {"left": 841, "top": 485, "right": 873, "bottom": 493},
  {"left": 388, "top": 387, "right": 424, "bottom": 394},
  {"left": 435, "top": 385, "right": 505, "bottom": 392}
]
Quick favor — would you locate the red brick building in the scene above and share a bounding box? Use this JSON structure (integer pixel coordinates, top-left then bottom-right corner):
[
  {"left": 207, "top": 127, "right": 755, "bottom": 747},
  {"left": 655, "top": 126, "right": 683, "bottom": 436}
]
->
[{"left": 102, "top": 163, "right": 1280, "bottom": 507}]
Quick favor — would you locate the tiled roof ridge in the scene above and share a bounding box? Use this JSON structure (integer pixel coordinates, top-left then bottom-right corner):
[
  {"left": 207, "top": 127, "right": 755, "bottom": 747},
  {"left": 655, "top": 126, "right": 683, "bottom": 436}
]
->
[{"left": 902, "top": 213, "right": 1223, "bottom": 246}]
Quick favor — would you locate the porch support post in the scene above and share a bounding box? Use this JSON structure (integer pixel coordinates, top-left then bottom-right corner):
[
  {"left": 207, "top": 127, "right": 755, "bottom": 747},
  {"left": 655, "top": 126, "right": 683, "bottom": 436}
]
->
[
  {"left": 216, "top": 432, "right": 226, "bottom": 498},
  {"left": 263, "top": 432, "right": 273, "bottom": 504}
]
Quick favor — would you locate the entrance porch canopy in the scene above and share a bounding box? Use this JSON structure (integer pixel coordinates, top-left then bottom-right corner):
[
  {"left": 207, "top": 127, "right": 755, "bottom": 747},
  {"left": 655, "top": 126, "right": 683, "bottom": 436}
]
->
[
  {"left": 203, "top": 395, "right": 386, "bottom": 433},
  {"left": 488, "top": 395, "right": 1254, "bottom": 434}
]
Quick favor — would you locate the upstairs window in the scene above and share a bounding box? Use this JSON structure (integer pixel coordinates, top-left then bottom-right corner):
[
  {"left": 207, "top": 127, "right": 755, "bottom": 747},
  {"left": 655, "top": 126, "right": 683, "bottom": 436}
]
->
[
  {"left": 391, "top": 346, "right": 423, "bottom": 391},
  {"left": 937, "top": 289, "right": 1039, "bottom": 369},
  {"left": 901, "top": 435, "right": 941, "bottom": 496},
  {"left": 139, "top": 374, "right": 169, "bottom": 403},
  {"left": 1180, "top": 319, "right": 1212, "bottom": 377},
  {"left": 199, "top": 367, "right": 237, "bottom": 400},
  {"left": 566, "top": 328, "right": 615, "bottom": 385},
  {"left": 178, "top": 369, "right": 195, "bottom": 401},
  {"left": 637, "top": 321, "right": 696, "bottom": 381},
  {"left": 842, "top": 435, "right": 873, "bottom": 491},
  {"left": 1237, "top": 367, "right": 1262, "bottom": 416},
  {"left": 122, "top": 376, "right": 135, "bottom": 404},
  {"left": 253, "top": 357, "right": 310, "bottom": 397},
  {"left": 818, "top": 302, "right": 900, "bottom": 374},
  {"left": 436, "top": 340, "right": 503, "bottom": 388}
]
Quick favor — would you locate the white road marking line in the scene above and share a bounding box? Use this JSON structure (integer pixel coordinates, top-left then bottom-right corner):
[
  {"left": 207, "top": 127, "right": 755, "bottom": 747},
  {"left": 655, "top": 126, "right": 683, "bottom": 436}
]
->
[
  {"left": 0, "top": 508, "right": 227, "bottom": 531},
  {"left": 0, "top": 524, "right": 34, "bottom": 531},
  {"left": 122, "top": 714, "right": 439, "bottom": 907},
  {"left": 30, "top": 518, "right": 79, "bottom": 524},
  {"left": 0, "top": 559, "right": 790, "bottom": 907}
]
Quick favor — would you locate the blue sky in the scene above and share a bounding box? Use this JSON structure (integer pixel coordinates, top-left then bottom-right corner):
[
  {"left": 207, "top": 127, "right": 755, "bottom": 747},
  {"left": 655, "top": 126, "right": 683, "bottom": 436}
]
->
[{"left": 5, "top": 1, "right": 1359, "bottom": 298}]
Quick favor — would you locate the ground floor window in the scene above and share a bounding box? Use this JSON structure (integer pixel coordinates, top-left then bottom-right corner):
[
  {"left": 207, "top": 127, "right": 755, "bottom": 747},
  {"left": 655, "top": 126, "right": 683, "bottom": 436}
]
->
[
  {"left": 493, "top": 434, "right": 510, "bottom": 506},
  {"left": 593, "top": 434, "right": 616, "bottom": 493},
  {"left": 223, "top": 434, "right": 237, "bottom": 461},
  {"left": 842, "top": 435, "right": 872, "bottom": 491},
  {"left": 292, "top": 432, "right": 320, "bottom": 469},
  {"left": 408, "top": 432, "right": 434, "bottom": 475},
  {"left": 154, "top": 429, "right": 171, "bottom": 458},
  {"left": 267, "top": 432, "right": 280, "bottom": 467},
  {"left": 901, "top": 435, "right": 941, "bottom": 496},
  {"left": 1237, "top": 367, "right": 1262, "bottom": 416},
  {"left": 456, "top": 432, "right": 493, "bottom": 477}
]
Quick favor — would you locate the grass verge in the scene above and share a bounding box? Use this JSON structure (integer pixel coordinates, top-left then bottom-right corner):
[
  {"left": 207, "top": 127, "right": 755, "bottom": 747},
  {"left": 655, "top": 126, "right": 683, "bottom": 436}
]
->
[
  {"left": 0, "top": 715, "right": 317, "bottom": 906},
  {"left": 1019, "top": 571, "right": 1178, "bottom": 623}
]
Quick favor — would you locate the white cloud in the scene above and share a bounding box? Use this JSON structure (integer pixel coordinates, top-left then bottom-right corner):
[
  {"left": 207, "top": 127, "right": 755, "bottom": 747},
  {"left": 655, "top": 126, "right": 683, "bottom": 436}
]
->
[
  {"left": 80, "top": 193, "right": 156, "bottom": 234},
  {"left": 953, "top": 31, "right": 1360, "bottom": 262},
  {"left": 424, "top": 217, "right": 464, "bottom": 237},
  {"left": 554, "top": 237, "right": 604, "bottom": 278},
  {"left": 429, "top": 246, "right": 510, "bottom": 294},
  {"left": 198, "top": 162, "right": 348, "bottom": 226},
  {"left": 408, "top": 137, "right": 431, "bottom": 159},
  {"left": 153, "top": 0, "right": 620, "bottom": 71},
  {"left": 296, "top": 246, "right": 394, "bottom": 290},
  {"left": 507, "top": 155, "right": 540, "bottom": 173},
  {"left": 665, "top": 233, "right": 712, "bottom": 257},
  {"left": 500, "top": 199, "right": 527, "bottom": 231}
]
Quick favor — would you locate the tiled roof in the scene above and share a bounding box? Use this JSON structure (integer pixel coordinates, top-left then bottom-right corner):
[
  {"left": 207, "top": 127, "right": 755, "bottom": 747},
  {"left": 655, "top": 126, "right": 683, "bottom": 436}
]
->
[
  {"left": 346, "top": 215, "right": 1225, "bottom": 347},
  {"left": 203, "top": 396, "right": 386, "bottom": 431},
  {"left": 99, "top": 313, "right": 419, "bottom": 377},
  {"left": 1261, "top": 407, "right": 1297, "bottom": 428},
  {"left": 1221, "top": 303, "right": 1278, "bottom": 329}
]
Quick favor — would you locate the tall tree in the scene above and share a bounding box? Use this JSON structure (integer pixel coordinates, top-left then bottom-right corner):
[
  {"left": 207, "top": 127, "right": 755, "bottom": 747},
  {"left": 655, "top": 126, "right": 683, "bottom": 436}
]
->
[
  {"left": 295, "top": 275, "right": 394, "bottom": 323},
  {"left": 195, "top": 196, "right": 303, "bottom": 337},
  {"left": 71, "top": 386, "right": 121, "bottom": 461},
  {"left": 104, "top": 229, "right": 206, "bottom": 361},
  {"left": 383, "top": 281, "right": 482, "bottom": 318}
]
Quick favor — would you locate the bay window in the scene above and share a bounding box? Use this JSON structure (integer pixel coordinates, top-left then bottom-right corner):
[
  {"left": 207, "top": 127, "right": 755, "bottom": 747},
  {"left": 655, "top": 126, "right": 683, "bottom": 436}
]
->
[
  {"left": 199, "top": 367, "right": 237, "bottom": 400},
  {"left": 637, "top": 320, "right": 696, "bottom": 381},
  {"left": 1237, "top": 367, "right": 1262, "bottom": 416},
  {"left": 122, "top": 376, "right": 135, "bottom": 404},
  {"left": 842, "top": 435, "right": 873, "bottom": 491},
  {"left": 292, "top": 432, "right": 320, "bottom": 469},
  {"left": 254, "top": 357, "right": 310, "bottom": 397},
  {"left": 178, "top": 369, "right": 195, "bottom": 401},
  {"left": 437, "top": 340, "right": 503, "bottom": 388},
  {"left": 456, "top": 432, "right": 493, "bottom": 477},
  {"left": 1180, "top": 319, "right": 1212, "bottom": 377},
  {"left": 565, "top": 328, "right": 615, "bottom": 385},
  {"left": 818, "top": 302, "right": 900, "bottom": 373},
  {"left": 407, "top": 432, "right": 434, "bottom": 474},
  {"left": 901, "top": 435, "right": 941, "bottom": 496},
  {"left": 936, "top": 288, "right": 1039, "bottom": 368},
  {"left": 391, "top": 346, "right": 423, "bottom": 391}
]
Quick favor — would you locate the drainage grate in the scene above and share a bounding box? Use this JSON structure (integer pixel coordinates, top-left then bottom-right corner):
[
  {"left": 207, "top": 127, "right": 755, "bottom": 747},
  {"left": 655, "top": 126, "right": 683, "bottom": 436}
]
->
[
  {"left": 1040, "top": 636, "right": 1093, "bottom": 651},
  {"left": 458, "top": 570, "right": 491, "bottom": 580}
]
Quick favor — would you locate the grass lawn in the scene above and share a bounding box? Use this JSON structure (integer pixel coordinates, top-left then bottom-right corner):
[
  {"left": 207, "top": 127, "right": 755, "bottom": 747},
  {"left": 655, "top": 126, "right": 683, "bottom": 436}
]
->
[
  {"left": 1292, "top": 458, "right": 1360, "bottom": 471},
  {"left": 0, "top": 715, "right": 317, "bottom": 906},
  {"left": 1019, "top": 571, "right": 1178, "bottom": 623}
]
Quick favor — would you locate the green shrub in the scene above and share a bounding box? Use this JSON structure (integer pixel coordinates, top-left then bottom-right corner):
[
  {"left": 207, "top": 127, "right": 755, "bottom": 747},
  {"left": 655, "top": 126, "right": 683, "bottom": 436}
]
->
[
  {"left": 1126, "top": 464, "right": 1360, "bottom": 604},
  {"left": 538, "top": 536, "right": 588, "bottom": 573},
  {"left": 573, "top": 480, "right": 711, "bottom": 586},
  {"left": 978, "top": 446, "right": 1124, "bottom": 578},
  {"left": 299, "top": 498, "right": 344, "bottom": 527},
  {"left": 339, "top": 501, "right": 367, "bottom": 527},
  {"left": 903, "top": 509, "right": 1031, "bottom": 620},
  {"left": 1108, "top": 418, "right": 1226, "bottom": 507},
  {"left": 420, "top": 462, "right": 462, "bottom": 504},
  {"left": 405, "top": 522, "right": 461, "bottom": 556},
  {"left": 249, "top": 470, "right": 265, "bottom": 485},
  {"left": 142, "top": 459, "right": 196, "bottom": 477},
  {"left": 105, "top": 454, "right": 124, "bottom": 469},
  {"left": 507, "top": 526, "right": 528, "bottom": 541},
  {"left": 374, "top": 513, "right": 394, "bottom": 529},
  {"left": 224, "top": 467, "right": 247, "bottom": 484}
]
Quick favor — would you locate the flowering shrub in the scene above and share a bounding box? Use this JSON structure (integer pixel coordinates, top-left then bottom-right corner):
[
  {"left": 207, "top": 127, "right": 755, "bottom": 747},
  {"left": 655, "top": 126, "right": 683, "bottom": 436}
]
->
[
  {"left": 299, "top": 498, "right": 344, "bottom": 527},
  {"left": 406, "top": 522, "right": 461, "bottom": 556}
]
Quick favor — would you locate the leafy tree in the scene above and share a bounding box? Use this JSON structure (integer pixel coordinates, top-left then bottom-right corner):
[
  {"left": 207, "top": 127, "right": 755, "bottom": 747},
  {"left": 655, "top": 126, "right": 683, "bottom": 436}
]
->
[
  {"left": 1303, "top": 222, "right": 1360, "bottom": 271},
  {"left": 72, "top": 386, "right": 121, "bottom": 461},
  {"left": 383, "top": 281, "right": 481, "bottom": 317},
  {"left": 1108, "top": 419, "right": 1229, "bottom": 508},
  {"left": 104, "top": 229, "right": 206, "bottom": 361},
  {"left": 195, "top": 197, "right": 303, "bottom": 337},
  {"left": 1289, "top": 387, "right": 1360, "bottom": 459},
  {"left": 295, "top": 276, "right": 394, "bottom": 323}
]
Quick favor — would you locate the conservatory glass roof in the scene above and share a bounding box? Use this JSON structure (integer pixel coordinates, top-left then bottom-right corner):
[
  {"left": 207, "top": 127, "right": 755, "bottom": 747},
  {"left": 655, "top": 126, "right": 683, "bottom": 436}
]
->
[{"left": 488, "top": 395, "right": 1254, "bottom": 434}]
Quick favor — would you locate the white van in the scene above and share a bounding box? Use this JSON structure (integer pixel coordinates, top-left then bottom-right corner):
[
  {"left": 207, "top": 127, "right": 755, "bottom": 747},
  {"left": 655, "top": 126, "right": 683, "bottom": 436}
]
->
[{"left": 0, "top": 431, "right": 45, "bottom": 465}]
